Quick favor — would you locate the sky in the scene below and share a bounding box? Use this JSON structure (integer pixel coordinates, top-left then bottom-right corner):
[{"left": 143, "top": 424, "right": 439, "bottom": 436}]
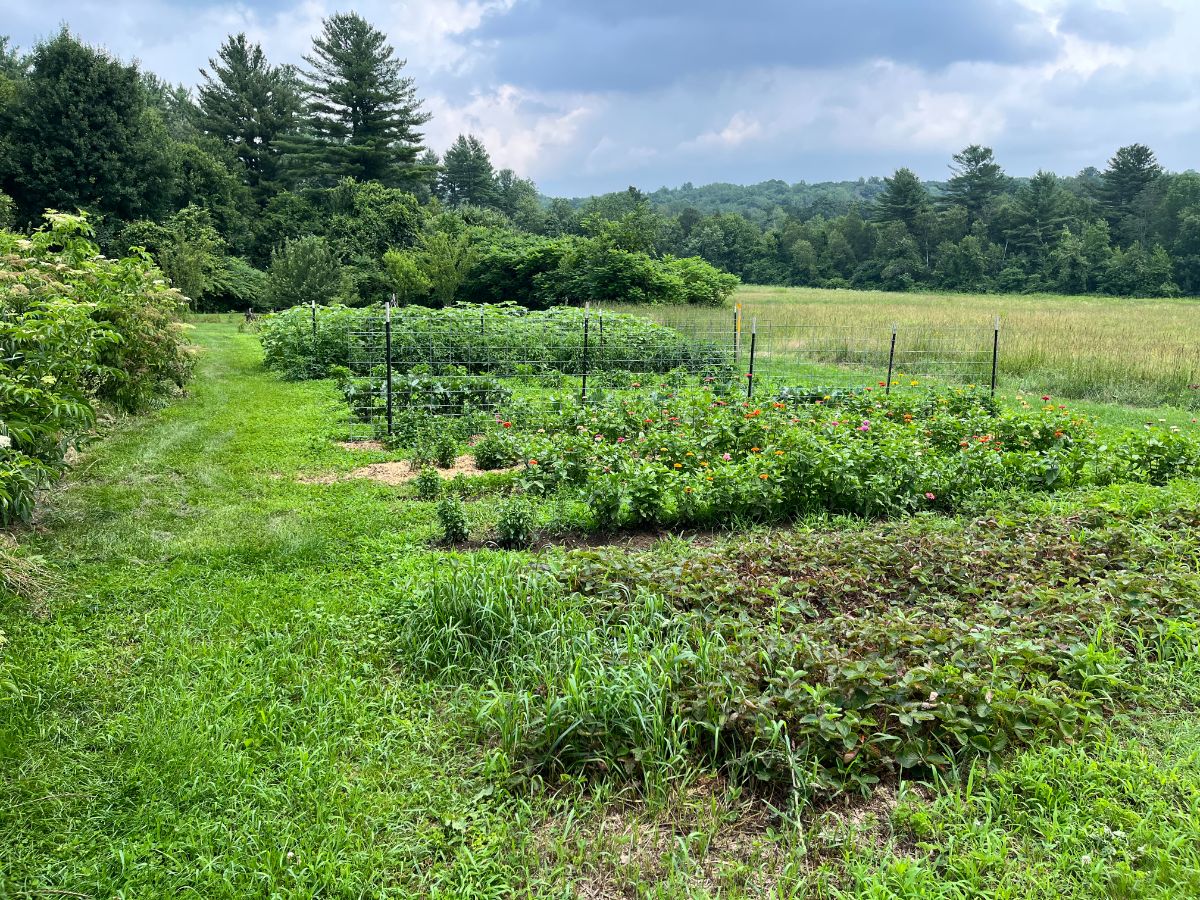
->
[{"left": 3, "top": 0, "right": 1197, "bottom": 196}]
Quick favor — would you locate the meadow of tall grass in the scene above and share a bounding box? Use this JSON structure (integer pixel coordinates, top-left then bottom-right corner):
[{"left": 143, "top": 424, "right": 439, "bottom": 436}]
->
[{"left": 606, "top": 285, "right": 1200, "bottom": 408}]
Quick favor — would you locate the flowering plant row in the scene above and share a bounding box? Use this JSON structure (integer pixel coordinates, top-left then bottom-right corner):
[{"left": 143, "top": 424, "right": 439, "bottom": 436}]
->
[{"left": 486, "top": 385, "right": 1199, "bottom": 529}]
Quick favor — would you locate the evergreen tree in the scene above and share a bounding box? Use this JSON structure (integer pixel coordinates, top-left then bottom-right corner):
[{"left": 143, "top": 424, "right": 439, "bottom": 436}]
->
[
  {"left": 289, "top": 13, "right": 430, "bottom": 187},
  {"left": 874, "top": 168, "right": 929, "bottom": 232},
  {"left": 1098, "top": 144, "right": 1162, "bottom": 220},
  {"left": 197, "top": 34, "right": 300, "bottom": 201},
  {"left": 0, "top": 29, "right": 173, "bottom": 224},
  {"left": 942, "top": 145, "right": 1006, "bottom": 222},
  {"left": 440, "top": 134, "right": 496, "bottom": 207},
  {"left": 1009, "top": 170, "right": 1069, "bottom": 258}
]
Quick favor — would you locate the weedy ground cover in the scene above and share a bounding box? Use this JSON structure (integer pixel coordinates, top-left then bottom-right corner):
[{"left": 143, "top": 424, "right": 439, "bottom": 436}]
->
[{"left": 3, "top": 323, "right": 1200, "bottom": 898}]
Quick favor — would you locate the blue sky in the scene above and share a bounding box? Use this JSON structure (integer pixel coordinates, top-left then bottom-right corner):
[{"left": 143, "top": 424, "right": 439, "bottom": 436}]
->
[{"left": 4, "top": 0, "right": 1197, "bottom": 195}]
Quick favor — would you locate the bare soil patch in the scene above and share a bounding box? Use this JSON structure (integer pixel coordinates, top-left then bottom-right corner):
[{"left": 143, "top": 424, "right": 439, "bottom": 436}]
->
[
  {"left": 336, "top": 440, "right": 385, "bottom": 451},
  {"left": 299, "top": 454, "right": 514, "bottom": 486}
]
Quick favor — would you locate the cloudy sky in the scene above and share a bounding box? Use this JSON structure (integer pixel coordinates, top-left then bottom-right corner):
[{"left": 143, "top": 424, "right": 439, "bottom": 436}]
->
[{"left": 4, "top": 0, "right": 1197, "bottom": 195}]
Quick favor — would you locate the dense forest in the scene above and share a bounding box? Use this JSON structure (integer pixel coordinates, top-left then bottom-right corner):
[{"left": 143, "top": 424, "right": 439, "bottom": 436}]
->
[{"left": 0, "top": 18, "right": 1196, "bottom": 307}]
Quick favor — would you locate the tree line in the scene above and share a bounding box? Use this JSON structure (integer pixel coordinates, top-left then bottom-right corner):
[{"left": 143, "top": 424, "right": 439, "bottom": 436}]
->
[
  {"left": 632, "top": 144, "right": 1193, "bottom": 297},
  {"left": 0, "top": 19, "right": 735, "bottom": 311},
  {"left": 0, "top": 18, "right": 1195, "bottom": 307}
]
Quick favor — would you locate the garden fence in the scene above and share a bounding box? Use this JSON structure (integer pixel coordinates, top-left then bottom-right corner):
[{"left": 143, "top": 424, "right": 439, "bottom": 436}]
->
[{"left": 344, "top": 304, "right": 1001, "bottom": 438}]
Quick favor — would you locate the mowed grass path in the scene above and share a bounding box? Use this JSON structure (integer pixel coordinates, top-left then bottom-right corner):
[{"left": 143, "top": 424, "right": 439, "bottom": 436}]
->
[{"left": 0, "top": 325, "right": 511, "bottom": 897}]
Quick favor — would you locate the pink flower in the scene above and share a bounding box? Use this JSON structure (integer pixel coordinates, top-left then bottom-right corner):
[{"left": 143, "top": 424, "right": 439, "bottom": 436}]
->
[
  {"left": 616, "top": 436, "right": 627, "bottom": 443},
  {"left": 858, "top": 420, "right": 870, "bottom": 432},
  {"left": 925, "top": 492, "right": 936, "bottom": 500},
  {"left": 722, "top": 453, "right": 732, "bottom": 461},
  {"left": 594, "top": 434, "right": 603, "bottom": 441}
]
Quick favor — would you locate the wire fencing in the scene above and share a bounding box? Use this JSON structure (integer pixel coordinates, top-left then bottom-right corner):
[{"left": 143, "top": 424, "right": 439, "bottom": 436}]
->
[{"left": 342, "top": 304, "right": 1001, "bottom": 438}]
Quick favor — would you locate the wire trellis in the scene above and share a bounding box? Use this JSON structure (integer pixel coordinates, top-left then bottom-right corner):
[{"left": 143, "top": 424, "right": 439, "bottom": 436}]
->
[{"left": 344, "top": 305, "right": 1002, "bottom": 438}]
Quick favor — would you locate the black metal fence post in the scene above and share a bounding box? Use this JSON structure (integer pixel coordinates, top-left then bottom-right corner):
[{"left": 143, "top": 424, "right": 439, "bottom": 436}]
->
[
  {"left": 746, "top": 319, "right": 757, "bottom": 400},
  {"left": 384, "top": 299, "right": 394, "bottom": 437},
  {"left": 885, "top": 324, "right": 897, "bottom": 396},
  {"left": 990, "top": 316, "right": 999, "bottom": 397},
  {"left": 580, "top": 309, "right": 590, "bottom": 403}
]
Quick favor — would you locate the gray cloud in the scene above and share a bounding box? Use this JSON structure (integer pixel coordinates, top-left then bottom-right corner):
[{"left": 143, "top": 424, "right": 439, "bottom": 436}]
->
[
  {"left": 3, "top": 0, "right": 1198, "bottom": 195},
  {"left": 466, "top": 0, "right": 1060, "bottom": 92}
]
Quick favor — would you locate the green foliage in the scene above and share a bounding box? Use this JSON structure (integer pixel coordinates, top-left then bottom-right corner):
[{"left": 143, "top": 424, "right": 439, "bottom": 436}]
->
[
  {"left": 439, "top": 134, "right": 496, "bottom": 208},
  {"left": 210, "top": 256, "right": 268, "bottom": 311},
  {"left": 265, "top": 235, "right": 345, "bottom": 308},
  {"left": 381, "top": 249, "right": 430, "bottom": 304},
  {"left": 414, "top": 466, "right": 440, "bottom": 500},
  {"left": 122, "top": 205, "right": 227, "bottom": 308},
  {"left": 0, "top": 29, "right": 173, "bottom": 224},
  {"left": 0, "top": 212, "right": 191, "bottom": 521},
  {"left": 286, "top": 12, "right": 430, "bottom": 188},
  {"left": 269, "top": 303, "right": 725, "bottom": 391},
  {"left": 259, "top": 303, "right": 364, "bottom": 379},
  {"left": 445, "top": 494, "right": 1200, "bottom": 800},
  {"left": 495, "top": 495, "right": 536, "bottom": 549},
  {"left": 472, "top": 433, "right": 518, "bottom": 470},
  {"left": 417, "top": 230, "right": 477, "bottom": 305},
  {"left": 437, "top": 496, "right": 469, "bottom": 543},
  {"left": 507, "top": 386, "right": 1199, "bottom": 531},
  {"left": 197, "top": 33, "right": 300, "bottom": 202},
  {"left": 433, "top": 431, "right": 458, "bottom": 468}
]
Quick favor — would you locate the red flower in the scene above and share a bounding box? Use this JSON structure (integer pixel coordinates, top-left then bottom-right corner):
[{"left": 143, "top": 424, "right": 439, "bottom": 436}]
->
[{"left": 502, "top": 421, "right": 512, "bottom": 428}]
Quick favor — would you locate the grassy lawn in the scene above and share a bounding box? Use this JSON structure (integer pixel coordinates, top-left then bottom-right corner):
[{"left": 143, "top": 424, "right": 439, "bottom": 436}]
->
[{"left": 2, "top": 322, "right": 1200, "bottom": 898}]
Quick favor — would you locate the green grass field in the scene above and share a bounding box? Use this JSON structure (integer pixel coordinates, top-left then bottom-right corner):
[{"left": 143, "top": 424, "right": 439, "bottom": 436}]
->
[
  {"left": 605, "top": 285, "right": 1200, "bottom": 410},
  {"left": 3, "top": 322, "right": 1200, "bottom": 897}
]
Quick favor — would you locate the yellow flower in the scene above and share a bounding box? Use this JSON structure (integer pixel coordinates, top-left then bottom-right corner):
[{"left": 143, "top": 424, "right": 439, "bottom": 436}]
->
[{"left": 673, "top": 463, "right": 682, "bottom": 469}]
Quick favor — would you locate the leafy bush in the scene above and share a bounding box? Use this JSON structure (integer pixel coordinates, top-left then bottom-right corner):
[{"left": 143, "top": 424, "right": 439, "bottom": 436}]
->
[
  {"left": 265, "top": 235, "right": 346, "bottom": 308},
  {"left": 495, "top": 496, "right": 536, "bottom": 549},
  {"left": 260, "top": 304, "right": 366, "bottom": 380},
  {"left": 0, "top": 212, "right": 192, "bottom": 522},
  {"left": 433, "top": 432, "right": 458, "bottom": 468},
  {"left": 472, "top": 433, "right": 518, "bottom": 470},
  {"left": 414, "top": 466, "right": 440, "bottom": 500},
  {"left": 437, "top": 496, "right": 469, "bottom": 543}
]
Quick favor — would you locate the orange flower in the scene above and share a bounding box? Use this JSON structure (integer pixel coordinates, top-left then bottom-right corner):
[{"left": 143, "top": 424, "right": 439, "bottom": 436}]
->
[
  {"left": 751, "top": 447, "right": 761, "bottom": 453},
  {"left": 528, "top": 459, "right": 538, "bottom": 466},
  {"left": 759, "top": 473, "right": 769, "bottom": 480}
]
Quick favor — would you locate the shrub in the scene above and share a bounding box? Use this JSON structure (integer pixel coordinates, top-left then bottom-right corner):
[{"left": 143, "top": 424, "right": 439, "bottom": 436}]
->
[
  {"left": 473, "top": 433, "right": 518, "bottom": 470},
  {"left": 0, "top": 212, "right": 192, "bottom": 523},
  {"left": 433, "top": 432, "right": 458, "bottom": 468},
  {"left": 414, "top": 466, "right": 441, "bottom": 500},
  {"left": 265, "top": 235, "right": 346, "bottom": 308},
  {"left": 437, "top": 496, "right": 469, "bottom": 543},
  {"left": 496, "top": 496, "right": 536, "bottom": 549}
]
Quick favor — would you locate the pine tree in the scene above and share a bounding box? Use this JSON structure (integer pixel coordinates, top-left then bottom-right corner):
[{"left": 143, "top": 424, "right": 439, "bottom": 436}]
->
[
  {"left": 440, "top": 134, "right": 496, "bottom": 207},
  {"left": 942, "top": 145, "right": 1006, "bottom": 222},
  {"left": 1098, "top": 144, "right": 1162, "bottom": 218},
  {"left": 875, "top": 168, "right": 929, "bottom": 231},
  {"left": 289, "top": 13, "right": 430, "bottom": 188},
  {"left": 197, "top": 34, "right": 300, "bottom": 201}
]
